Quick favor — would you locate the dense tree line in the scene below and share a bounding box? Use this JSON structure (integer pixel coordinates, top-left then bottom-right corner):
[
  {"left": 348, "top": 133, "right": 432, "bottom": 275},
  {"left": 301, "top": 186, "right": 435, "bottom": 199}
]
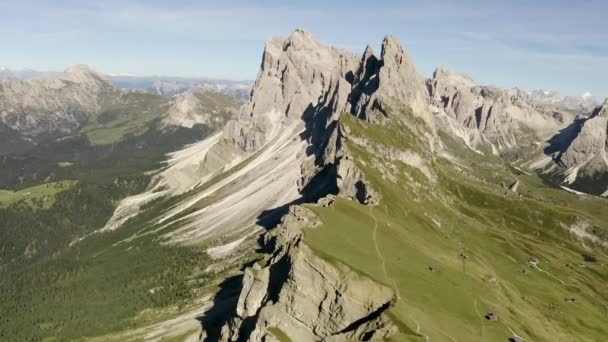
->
[{"left": 0, "top": 121, "right": 217, "bottom": 340}]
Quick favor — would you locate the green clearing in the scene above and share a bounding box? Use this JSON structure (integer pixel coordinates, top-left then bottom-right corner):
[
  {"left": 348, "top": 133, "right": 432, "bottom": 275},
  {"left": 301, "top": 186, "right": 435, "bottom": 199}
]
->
[
  {"left": 0, "top": 180, "right": 77, "bottom": 209},
  {"left": 80, "top": 91, "right": 236, "bottom": 145},
  {"left": 304, "top": 113, "right": 608, "bottom": 341},
  {"left": 268, "top": 326, "right": 292, "bottom": 342},
  {"left": 82, "top": 92, "right": 172, "bottom": 145}
]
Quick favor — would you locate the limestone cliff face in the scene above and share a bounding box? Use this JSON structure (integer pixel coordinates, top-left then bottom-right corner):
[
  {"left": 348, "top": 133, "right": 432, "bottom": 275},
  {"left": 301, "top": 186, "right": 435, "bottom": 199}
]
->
[
  {"left": 221, "top": 30, "right": 432, "bottom": 155},
  {"left": 428, "top": 68, "right": 575, "bottom": 154},
  {"left": 222, "top": 29, "right": 359, "bottom": 153},
  {"left": 205, "top": 205, "right": 397, "bottom": 342},
  {"left": 350, "top": 36, "right": 430, "bottom": 125},
  {"left": 0, "top": 65, "right": 114, "bottom": 136}
]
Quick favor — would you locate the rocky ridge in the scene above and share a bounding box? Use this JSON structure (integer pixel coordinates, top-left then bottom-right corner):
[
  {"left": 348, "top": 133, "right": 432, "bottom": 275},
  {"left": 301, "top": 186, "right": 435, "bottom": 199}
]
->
[
  {"left": 428, "top": 68, "right": 579, "bottom": 155},
  {"left": 426, "top": 67, "right": 608, "bottom": 195},
  {"left": 0, "top": 67, "right": 253, "bottom": 101},
  {"left": 207, "top": 204, "right": 397, "bottom": 342}
]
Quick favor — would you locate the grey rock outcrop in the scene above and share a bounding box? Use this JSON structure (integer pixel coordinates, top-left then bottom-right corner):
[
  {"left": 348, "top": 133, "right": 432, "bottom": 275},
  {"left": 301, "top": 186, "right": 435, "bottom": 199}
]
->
[
  {"left": 350, "top": 37, "right": 430, "bottom": 125},
  {"left": 212, "top": 206, "right": 397, "bottom": 342},
  {"left": 203, "top": 29, "right": 432, "bottom": 206},
  {"left": 222, "top": 29, "right": 359, "bottom": 153}
]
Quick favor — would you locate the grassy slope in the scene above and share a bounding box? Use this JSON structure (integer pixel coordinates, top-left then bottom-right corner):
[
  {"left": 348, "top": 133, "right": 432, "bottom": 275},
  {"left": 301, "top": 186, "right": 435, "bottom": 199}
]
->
[
  {"left": 304, "top": 113, "right": 608, "bottom": 341},
  {"left": 81, "top": 91, "right": 236, "bottom": 145},
  {"left": 0, "top": 180, "right": 77, "bottom": 209},
  {"left": 82, "top": 92, "right": 172, "bottom": 145}
]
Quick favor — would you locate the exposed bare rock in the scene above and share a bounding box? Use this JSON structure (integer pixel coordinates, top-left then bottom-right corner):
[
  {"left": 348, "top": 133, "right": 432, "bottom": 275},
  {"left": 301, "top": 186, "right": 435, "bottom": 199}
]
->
[
  {"left": 350, "top": 37, "right": 431, "bottom": 125},
  {"left": 211, "top": 206, "right": 397, "bottom": 342},
  {"left": 508, "top": 179, "right": 519, "bottom": 193},
  {"left": 336, "top": 154, "right": 379, "bottom": 205},
  {"left": 537, "top": 99, "right": 608, "bottom": 192},
  {"left": 104, "top": 30, "right": 394, "bottom": 246},
  {"left": 558, "top": 99, "right": 608, "bottom": 169},
  {"left": 222, "top": 29, "right": 359, "bottom": 153}
]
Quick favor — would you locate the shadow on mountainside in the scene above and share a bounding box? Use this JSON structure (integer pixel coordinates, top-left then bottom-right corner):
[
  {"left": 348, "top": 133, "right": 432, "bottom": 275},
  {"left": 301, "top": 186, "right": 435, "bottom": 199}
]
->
[
  {"left": 196, "top": 273, "right": 245, "bottom": 342},
  {"left": 543, "top": 117, "right": 587, "bottom": 165}
]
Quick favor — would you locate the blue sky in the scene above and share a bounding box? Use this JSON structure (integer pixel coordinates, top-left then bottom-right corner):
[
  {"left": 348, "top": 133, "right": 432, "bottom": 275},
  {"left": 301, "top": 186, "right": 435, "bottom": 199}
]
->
[{"left": 1, "top": 0, "right": 607, "bottom": 98}]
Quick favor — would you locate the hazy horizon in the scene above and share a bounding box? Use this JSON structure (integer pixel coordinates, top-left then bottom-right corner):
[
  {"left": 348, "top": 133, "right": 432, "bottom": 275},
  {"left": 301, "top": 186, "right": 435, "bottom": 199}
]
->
[{"left": 2, "top": 0, "right": 607, "bottom": 98}]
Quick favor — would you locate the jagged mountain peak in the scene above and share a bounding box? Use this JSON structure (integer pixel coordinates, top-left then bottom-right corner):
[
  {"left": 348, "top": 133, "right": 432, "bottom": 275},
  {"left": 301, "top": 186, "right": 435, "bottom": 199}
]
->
[
  {"left": 353, "top": 34, "right": 430, "bottom": 124},
  {"left": 379, "top": 35, "right": 421, "bottom": 79},
  {"left": 64, "top": 64, "right": 97, "bottom": 76},
  {"left": 380, "top": 35, "right": 405, "bottom": 56},
  {"left": 225, "top": 30, "right": 360, "bottom": 151},
  {"left": 379, "top": 34, "right": 416, "bottom": 71},
  {"left": 283, "top": 28, "right": 322, "bottom": 50},
  {"left": 431, "top": 67, "right": 477, "bottom": 89}
]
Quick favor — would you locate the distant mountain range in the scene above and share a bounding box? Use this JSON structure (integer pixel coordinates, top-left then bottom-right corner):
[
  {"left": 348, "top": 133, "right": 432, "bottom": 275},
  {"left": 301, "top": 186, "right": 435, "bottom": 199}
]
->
[
  {"left": 2, "top": 66, "right": 597, "bottom": 105},
  {"left": 0, "top": 64, "right": 240, "bottom": 150},
  {"left": 0, "top": 67, "right": 253, "bottom": 100}
]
